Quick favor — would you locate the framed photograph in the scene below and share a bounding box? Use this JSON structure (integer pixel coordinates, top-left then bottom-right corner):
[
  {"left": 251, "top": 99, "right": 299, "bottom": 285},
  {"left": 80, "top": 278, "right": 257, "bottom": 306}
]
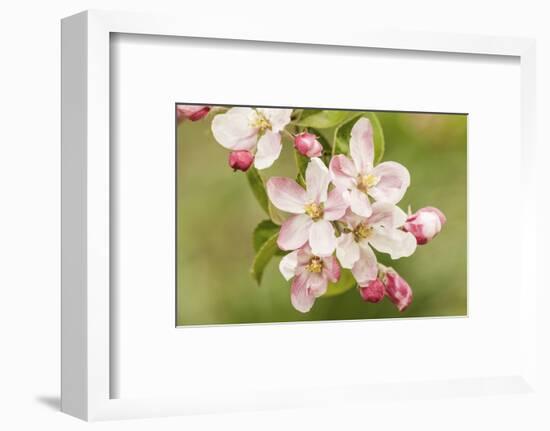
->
[
  {"left": 61, "top": 10, "right": 541, "bottom": 421},
  {"left": 175, "top": 105, "right": 466, "bottom": 324}
]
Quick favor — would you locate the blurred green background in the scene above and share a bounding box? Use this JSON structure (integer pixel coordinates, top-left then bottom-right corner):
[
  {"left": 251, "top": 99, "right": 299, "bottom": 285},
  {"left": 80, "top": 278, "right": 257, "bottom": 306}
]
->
[{"left": 176, "top": 108, "right": 467, "bottom": 326}]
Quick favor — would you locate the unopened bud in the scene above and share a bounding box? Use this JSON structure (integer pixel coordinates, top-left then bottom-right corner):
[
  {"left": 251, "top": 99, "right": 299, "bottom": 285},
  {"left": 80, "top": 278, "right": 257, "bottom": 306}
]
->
[{"left": 229, "top": 150, "right": 254, "bottom": 172}]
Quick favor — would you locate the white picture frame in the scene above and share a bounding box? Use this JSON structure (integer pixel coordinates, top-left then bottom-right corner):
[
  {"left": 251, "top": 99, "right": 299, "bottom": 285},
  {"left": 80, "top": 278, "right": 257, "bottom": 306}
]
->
[{"left": 61, "top": 9, "right": 540, "bottom": 421}]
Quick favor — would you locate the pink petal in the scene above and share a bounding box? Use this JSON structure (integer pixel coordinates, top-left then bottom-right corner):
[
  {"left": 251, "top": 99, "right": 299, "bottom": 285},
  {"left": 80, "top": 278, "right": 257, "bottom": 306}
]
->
[
  {"left": 211, "top": 107, "right": 258, "bottom": 150},
  {"left": 307, "top": 272, "right": 329, "bottom": 297},
  {"left": 369, "top": 161, "right": 410, "bottom": 204},
  {"left": 321, "top": 255, "right": 341, "bottom": 283},
  {"left": 359, "top": 278, "right": 385, "bottom": 303},
  {"left": 369, "top": 228, "right": 416, "bottom": 259},
  {"left": 254, "top": 131, "right": 282, "bottom": 170},
  {"left": 349, "top": 188, "right": 372, "bottom": 217},
  {"left": 279, "top": 250, "right": 299, "bottom": 281},
  {"left": 336, "top": 233, "right": 360, "bottom": 269},
  {"left": 259, "top": 108, "right": 293, "bottom": 133},
  {"left": 323, "top": 188, "right": 349, "bottom": 221},
  {"left": 266, "top": 177, "right": 307, "bottom": 214},
  {"left": 425, "top": 206, "right": 447, "bottom": 225},
  {"left": 329, "top": 155, "right": 357, "bottom": 190},
  {"left": 351, "top": 244, "right": 378, "bottom": 285},
  {"left": 350, "top": 118, "right": 374, "bottom": 173},
  {"left": 291, "top": 271, "right": 316, "bottom": 313},
  {"left": 385, "top": 270, "right": 413, "bottom": 312},
  {"left": 308, "top": 219, "right": 337, "bottom": 257},
  {"left": 228, "top": 150, "right": 254, "bottom": 172},
  {"left": 277, "top": 214, "right": 312, "bottom": 251},
  {"left": 403, "top": 207, "right": 446, "bottom": 245},
  {"left": 296, "top": 243, "right": 314, "bottom": 266},
  {"left": 305, "top": 158, "right": 331, "bottom": 203},
  {"left": 176, "top": 105, "right": 211, "bottom": 122}
]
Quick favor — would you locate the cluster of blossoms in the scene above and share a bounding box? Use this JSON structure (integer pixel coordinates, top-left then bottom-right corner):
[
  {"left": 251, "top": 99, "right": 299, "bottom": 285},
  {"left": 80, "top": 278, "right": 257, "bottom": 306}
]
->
[{"left": 178, "top": 104, "right": 446, "bottom": 313}]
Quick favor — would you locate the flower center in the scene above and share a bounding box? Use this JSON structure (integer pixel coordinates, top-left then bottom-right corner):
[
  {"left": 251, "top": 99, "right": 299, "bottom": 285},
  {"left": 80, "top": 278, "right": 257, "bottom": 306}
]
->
[
  {"left": 304, "top": 202, "right": 324, "bottom": 221},
  {"left": 250, "top": 112, "right": 272, "bottom": 133},
  {"left": 306, "top": 256, "right": 324, "bottom": 273},
  {"left": 354, "top": 223, "right": 373, "bottom": 242},
  {"left": 357, "top": 173, "right": 379, "bottom": 193}
]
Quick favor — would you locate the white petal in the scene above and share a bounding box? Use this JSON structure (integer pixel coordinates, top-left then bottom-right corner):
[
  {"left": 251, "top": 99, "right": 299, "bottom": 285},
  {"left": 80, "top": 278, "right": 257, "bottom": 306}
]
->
[
  {"left": 259, "top": 108, "right": 293, "bottom": 132},
  {"left": 279, "top": 250, "right": 299, "bottom": 281},
  {"left": 340, "top": 208, "right": 365, "bottom": 229},
  {"left": 211, "top": 107, "right": 258, "bottom": 150},
  {"left": 307, "top": 273, "right": 328, "bottom": 297},
  {"left": 351, "top": 244, "right": 378, "bottom": 285},
  {"left": 350, "top": 117, "right": 374, "bottom": 173},
  {"left": 329, "top": 155, "right": 358, "bottom": 189},
  {"left": 336, "top": 234, "right": 360, "bottom": 269},
  {"left": 368, "top": 201, "right": 408, "bottom": 229},
  {"left": 305, "top": 158, "right": 331, "bottom": 203},
  {"left": 308, "top": 219, "right": 337, "bottom": 257},
  {"left": 321, "top": 255, "right": 341, "bottom": 283},
  {"left": 291, "top": 272, "right": 316, "bottom": 313},
  {"left": 369, "top": 228, "right": 417, "bottom": 259},
  {"left": 266, "top": 177, "right": 307, "bottom": 213},
  {"left": 277, "top": 214, "right": 312, "bottom": 251},
  {"left": 349, "top": 188, "right": 372, "bottom": 217},
  {"left": 323, "top": 188, "right": 349, "bottom": 221},
  {"left": 369, "top": 161, "right": 410, "bottom": 204},
  {"left": 254, "top": 131, "right": 282, "bottom": 170}
]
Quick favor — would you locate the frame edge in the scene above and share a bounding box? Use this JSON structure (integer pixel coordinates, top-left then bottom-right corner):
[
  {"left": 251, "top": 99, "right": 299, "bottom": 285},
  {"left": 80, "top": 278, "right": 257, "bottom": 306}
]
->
[{"left": 61, "top": 10, "right": 89, "bottom": 421}]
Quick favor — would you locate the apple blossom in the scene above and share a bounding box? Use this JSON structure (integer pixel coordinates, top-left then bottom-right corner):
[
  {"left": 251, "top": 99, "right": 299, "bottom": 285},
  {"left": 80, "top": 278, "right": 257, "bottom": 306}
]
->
[
  {"left": 359, "top": 278, "right": 385, "bottom": 303},
  {"left": 279, "top": 243, "right": 340, "bottom": 313},
  {"left": 267, "top": 158, "right": 349, "bottom": 256},
  {"left": 176, "top": 105, "right": 211, "bottom": 122},
  {"left": 383, "top": 268, "right": 413, "bottom": 312},
  {"left": 329, "top": 118, "right": 410, "bottom": 217},
  {"left": 403, "top": 207, "right": 446, "bottom": 245},
  {"left": 211, "top": 107, "right": 292, "bottom": 170},
  {"left": 336, "top": 202, "right": 416, "bottom": 285},
  {"left": 228, "top": 150, "right": 254, "bottom": 172},
  {"left": 294, "top": 132, "right": 324, "bottom": 158}
]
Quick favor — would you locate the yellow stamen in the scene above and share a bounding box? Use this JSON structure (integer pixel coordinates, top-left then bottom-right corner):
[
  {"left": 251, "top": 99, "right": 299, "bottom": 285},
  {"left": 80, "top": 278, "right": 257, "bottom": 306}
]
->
[
  {"left": 304, "top": 202, "right": 324, "bottom": 221},
  {"left": 250, "top": 112, "right": 272, "bottom": 133},
  {"left": 357, "top": 173, "right": 379, "bottom": 193},
  {"left": 306, "top": 256, "right": 323, "bottom": 273},
  {"left": 354, "top": 223, "right": 373, "bottom": 241}
]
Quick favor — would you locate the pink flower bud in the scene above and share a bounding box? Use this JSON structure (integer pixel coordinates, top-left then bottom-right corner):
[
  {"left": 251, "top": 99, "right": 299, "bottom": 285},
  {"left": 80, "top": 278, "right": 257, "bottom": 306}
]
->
[
  {"left": 359, "top": 279, "right": 385, "bottom": 303},
  {"left": 384, "top": 270, "right": 413, "bottom": 312},
  {"left": 176, "top": 105, "right": 211, "bottom": 122},
  {"left": 403, "top": 207, "right": 446, "bottom": 245},
  {"left": 294, "top": 132, "right": 323, "bottom": 158},
  {"left": 228, "top": 150, "right": 254, "bottom": 172}
]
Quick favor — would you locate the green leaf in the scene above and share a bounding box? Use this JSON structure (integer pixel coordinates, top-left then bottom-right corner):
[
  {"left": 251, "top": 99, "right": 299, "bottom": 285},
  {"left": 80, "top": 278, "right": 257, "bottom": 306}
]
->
[
  {"left": 334, "top": 112, "right": 385, "bottom": 163},
  {"left": 323, "top": 269, "right": 357, "bottom": 297},
  {"left": 250, "top": 232, "right": 279, "bottom": 285},
  {"left": 253, "top": 220, "right": 283, "bottom": 256},
  {"left": 246, "top": 167, "right": 269, "bottom": 216},
  {"left": 294, "top": 150, "right": 308, "bottom": 187},
  {"left": 295, "top": 110, "right": 351, "bottom": 129}
]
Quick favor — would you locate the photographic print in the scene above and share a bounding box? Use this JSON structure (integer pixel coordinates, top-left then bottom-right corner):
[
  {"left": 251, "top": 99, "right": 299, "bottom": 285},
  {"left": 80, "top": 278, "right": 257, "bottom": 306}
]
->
[{"left": 176, "top": 105, "right": 467, "bottom": 325}]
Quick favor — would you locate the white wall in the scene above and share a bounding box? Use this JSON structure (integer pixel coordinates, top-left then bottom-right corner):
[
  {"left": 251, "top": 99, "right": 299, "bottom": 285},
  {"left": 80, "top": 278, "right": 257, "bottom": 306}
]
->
[{"left": 0, "top": 1, "right": 548, "bottom": 430}]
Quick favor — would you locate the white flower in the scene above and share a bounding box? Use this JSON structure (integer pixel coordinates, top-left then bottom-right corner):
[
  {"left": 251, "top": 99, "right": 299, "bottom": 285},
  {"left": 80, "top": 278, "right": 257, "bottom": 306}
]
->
[
  {"left": 266, "top": 158, "right": 349, "bottom": 257},
  {"left": 211, "top": 107, "right": 292, "bottom": 170},
  {"left": 279, "top": 243, "right": 341, "bottom": 313},
  {"left": 329, "top": 118, "right": 410, "bottom": 217},
  {"left": 336, "top": 202, "right": 417, "bottom": 285}
]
